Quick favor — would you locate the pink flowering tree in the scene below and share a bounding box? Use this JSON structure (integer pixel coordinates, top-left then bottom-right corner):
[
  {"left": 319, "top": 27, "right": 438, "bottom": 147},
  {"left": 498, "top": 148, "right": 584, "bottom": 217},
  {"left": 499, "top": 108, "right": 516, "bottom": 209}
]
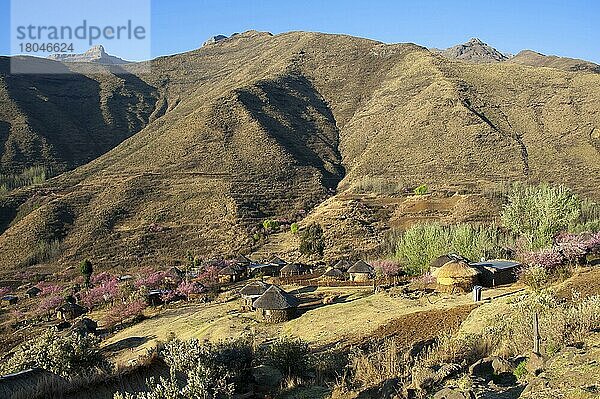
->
[
  {"left": 196, "top": 265, "right": 220, "bottom": 287},
  {"left": 79, "top": 275, "right": 120, "bottom": 309},
  {"left": 522, "top": 248, "right": 564, "bottom": 270},
  {"left": 0, "top": 286, "right": 10, "bottom": 297},
  {"left": 176, "top": 281, "right": 205, "bottom": 299},
  {"left": 134, "top": 271, "right": 173, "bottom": 290},
  {"left": 35, "top": 295, "right": 63, "bottom": 319},
  {"left": 104, "top": 299, "right": 147, "bottom": 328},
  {"left": 35, "top": 282, "right": 62, "bottom": 296},
  {"left": 372, "top": 260, "right": 403, "bottom": 278}
]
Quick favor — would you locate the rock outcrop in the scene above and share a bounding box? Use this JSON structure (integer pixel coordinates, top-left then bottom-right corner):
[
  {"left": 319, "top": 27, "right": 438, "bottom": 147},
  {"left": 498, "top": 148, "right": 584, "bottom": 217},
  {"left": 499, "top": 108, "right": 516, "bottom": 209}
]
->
[{"left": 48, "top": 45, "right": 130, "bottom": 64}]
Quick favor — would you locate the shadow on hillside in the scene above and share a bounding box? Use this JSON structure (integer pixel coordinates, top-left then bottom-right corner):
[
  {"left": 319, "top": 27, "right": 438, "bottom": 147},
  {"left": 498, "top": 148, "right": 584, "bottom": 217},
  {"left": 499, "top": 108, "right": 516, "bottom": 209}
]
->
[
  {"left": 103, "top": 336, "right": 154, "bottom": 353},
  {"left": 1, "top": 57, "right": 157, "bottom": 171},
  {"left": 236, "top": 73, "right": 345, "bottom": 189}
]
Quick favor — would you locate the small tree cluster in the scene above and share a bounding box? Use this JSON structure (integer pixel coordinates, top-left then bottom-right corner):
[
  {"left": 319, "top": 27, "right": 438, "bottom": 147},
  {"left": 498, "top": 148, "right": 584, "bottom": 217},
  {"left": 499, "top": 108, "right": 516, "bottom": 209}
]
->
[
  {"left": 103, "top": 299, "right": 147, "bottom": 328},
  {"left": 501, "top": 183, "right": 581, "bottom": 250},
  {"left": 299, "top": 223, "right": 325, "bottom": 257}
]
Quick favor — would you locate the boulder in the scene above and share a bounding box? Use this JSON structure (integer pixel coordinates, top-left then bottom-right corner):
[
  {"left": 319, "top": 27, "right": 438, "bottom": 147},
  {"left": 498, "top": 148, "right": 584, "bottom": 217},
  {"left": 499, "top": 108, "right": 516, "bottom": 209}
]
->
[
  {"left": 251, "top": 364, "right": 283, "bottom": 389},
  {"left": 491, "top": 357, "right": 514, "bottom": 374},
  {"left": 469, "top": 357, "right": 494, "bottom": 378},
  {"left": 525, "top": 352, "right": 545, "bottom": 376},
  {"left": 202, "top": 35, "right": 228, "bottom": 47}
]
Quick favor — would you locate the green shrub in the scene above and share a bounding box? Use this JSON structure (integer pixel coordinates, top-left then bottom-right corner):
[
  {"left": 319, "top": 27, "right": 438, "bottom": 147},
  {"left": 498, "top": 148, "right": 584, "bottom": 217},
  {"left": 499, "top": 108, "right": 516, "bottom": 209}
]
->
[
  {"left": 501, "top": 183, "right": 581, "bottom": 249},
  {"left": 263, "top": 219, "right": 280, "bottom": 231},
  {"left": 513, "top": 360, "right": 528, "bottom": 380},
  {"left": 413, "top": 184, "right": 428, "bottom": 196},
  {"left": 261, "top": 337, "right": 311, "bottom": 378},
  {"left": 290, "top": 222, "right": 299, "bottom": 234},
  {"left": 299, "top": 223, "right": 325, "bottom": 257},
  {"left": 0, "top": 330, "right": 111, "bottom": 377}
]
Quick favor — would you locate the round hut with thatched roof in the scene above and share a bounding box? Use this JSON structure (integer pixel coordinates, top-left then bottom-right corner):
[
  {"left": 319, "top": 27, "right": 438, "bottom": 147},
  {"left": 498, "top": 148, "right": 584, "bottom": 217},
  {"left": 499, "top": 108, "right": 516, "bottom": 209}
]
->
[
  {"left": 218, "top": 266, "right": 240, "bottom": 283},
  {"left": 333, "top": 259, "right": 352, "bottom": 272},
  {"left": 348, "top": 260, "right": 374, "bottom": 282},
  {"left": 433, "top": 260, "right": 480, "bottom": 292},
  {"left": 321, "top": 268, "right": 345, "bottom": 281},
  {"left": 280, "top": 263, "right": 304, "bottom": 277},
  {"left": 430, "top": 254, "right": 471, "bottom": 275},
  {"left": 239, "top": 281, "right": 271, "bottom": 309},
  {"left": 253, "top": 285, "right": 299, "bottom": 323}
]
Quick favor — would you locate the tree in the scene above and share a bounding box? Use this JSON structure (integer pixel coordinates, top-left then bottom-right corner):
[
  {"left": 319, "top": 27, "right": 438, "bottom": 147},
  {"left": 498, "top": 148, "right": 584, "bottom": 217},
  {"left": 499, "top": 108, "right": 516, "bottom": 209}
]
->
[
  {"left": 80, "top": 259, "right": 93, "bottom": 287},
  {"left": 501, "top": 184, "right": 581, "bottom": 249},
  {"left": 299, "top": 223, "right": 325, "bottom": 257}
]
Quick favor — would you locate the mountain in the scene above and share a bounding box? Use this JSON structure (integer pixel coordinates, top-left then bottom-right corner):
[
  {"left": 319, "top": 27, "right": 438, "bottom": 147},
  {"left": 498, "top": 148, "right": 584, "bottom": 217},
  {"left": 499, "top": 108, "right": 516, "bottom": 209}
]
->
[
  {"left": 435, "top": 38, "right": 509, "bottom": 63},
  {"left": 0, "top": 30, "right": 599, "bottom": 273},
  {"left": 48, "top": 45, "right": 130, "bottom": 65},
  {"left": 0, "top": 57, "right": 159, "bottom": 174},
  {"left": 509, "top": 49, "right": 600, "bottom": 73}
]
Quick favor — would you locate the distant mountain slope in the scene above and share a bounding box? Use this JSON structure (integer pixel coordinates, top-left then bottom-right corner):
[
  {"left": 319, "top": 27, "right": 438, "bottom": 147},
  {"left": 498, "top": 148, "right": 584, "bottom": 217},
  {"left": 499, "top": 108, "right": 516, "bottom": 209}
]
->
[
  {"left": 508, "top": 49, "right": 600, "bottom": 73},
  {"left": 435, "top": 39, "right": 600, "bottom": 74},
  {"left": 0, "top": 30, "right": 599, "bottom": 272},
  {"left": 434, "top": 38, "right": 508, "bottom": 63},
  {"left": 0, "top": 58, "right": 159, "bottom": 173}
]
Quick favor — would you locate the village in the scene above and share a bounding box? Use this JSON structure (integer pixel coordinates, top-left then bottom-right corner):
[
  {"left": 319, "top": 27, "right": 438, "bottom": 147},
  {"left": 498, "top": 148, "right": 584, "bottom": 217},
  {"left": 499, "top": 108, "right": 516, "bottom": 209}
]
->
[{"left": 0, "top": 251, "right": 521, "bottom": 330}]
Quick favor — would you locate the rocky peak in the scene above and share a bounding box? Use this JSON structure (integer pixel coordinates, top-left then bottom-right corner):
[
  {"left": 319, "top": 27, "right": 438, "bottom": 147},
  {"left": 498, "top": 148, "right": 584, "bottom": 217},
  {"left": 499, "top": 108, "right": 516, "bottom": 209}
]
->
[
  {"left": 202, "top": 35, "right": 228, "bottom": 47},
  {"left": 48, "top": 45, "right": 129, "bottom": 65},
  {"left": 436, "top": 37, "right": 508, "bottom": 63}
]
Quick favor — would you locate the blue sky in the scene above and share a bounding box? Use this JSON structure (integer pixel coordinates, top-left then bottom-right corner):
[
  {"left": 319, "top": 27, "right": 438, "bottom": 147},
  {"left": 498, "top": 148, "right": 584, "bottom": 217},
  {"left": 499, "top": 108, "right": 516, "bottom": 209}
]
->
[{"left": 1, "top": 0, "right": 599, "bottom": 63}]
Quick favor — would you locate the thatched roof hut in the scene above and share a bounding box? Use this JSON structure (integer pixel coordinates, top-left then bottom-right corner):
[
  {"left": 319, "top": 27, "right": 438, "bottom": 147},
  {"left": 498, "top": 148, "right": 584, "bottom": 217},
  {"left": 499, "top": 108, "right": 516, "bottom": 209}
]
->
[
  {"left": 56, "top": 302, "right": 87, "bottom": 321},
  {"left": 269, "top": 256, "right": 287, "bottom": 266},
  {"left": 218, "top": 265, "right": 241, "bottom": 283},
  {"left": 253, "top": 285, "right": 298, "bottom": 322},
  {"left": 348, "top": 260, "right": 374, "bottom": 282},
  {"left": 434, "top": 261, "right": 480, "bottom": 292},
  {"left": 321, "top": 268, "right": 345, "bottom": 281},
  {"left": 333, "top": 259, "right": 352, "bottom": 272},
  {"left": 430, "top": 254, "right": 471, "bottom": 273},
  {"left": 235, "top": 254, "right": 252, "bottom": 265},
  {"left": 280, "top": 263, "right": 305, "bottom": 277},
  {"left": 240, "top": 280, "right": 270, "bottom": 308}
]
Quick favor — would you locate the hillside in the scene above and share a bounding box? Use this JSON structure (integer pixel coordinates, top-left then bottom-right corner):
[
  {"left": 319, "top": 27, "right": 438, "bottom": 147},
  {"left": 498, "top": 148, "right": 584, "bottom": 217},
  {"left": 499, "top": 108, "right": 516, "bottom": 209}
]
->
[
  {"left": 0, "top": 30, "right": 599, "bottom": 273},
  {"left": 0, "top": 57, "right": 158, "bottom": 174},
  {"left": 509, "top": 49, "right": 600, "bottom": 73}
]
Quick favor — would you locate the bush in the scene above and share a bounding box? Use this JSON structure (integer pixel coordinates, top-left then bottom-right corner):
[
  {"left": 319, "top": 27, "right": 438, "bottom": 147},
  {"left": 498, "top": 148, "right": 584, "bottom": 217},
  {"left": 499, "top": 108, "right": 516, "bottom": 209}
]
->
[
  {"left": 413, "top": 184, "right": 428, "bottom": 196},
  {"left": 518, "top": 265, "right": 551, "bottom": 292},
  {"left": 290, "top": 222, "right": 299, "bottom": 234},
  {"left": 263, "top": 219, "right": 280, "bottom": 231},
  {"left": 116, "top": 337, "right": 254, "bottom": 398},
  {"left": 514, "top": 360, "right": 528, "bottom": 380},
  {"left": 0, "top": 330, "right": 111, "bottom": 377},
  {"left": 299, "top": 223, "right": 325, "bottom": 257},
  {"left": 501, "top": 183, "right": 581, "bottom": 250},
  {"left": 261, "top": 337, "right": 311, "bottom": 378}
]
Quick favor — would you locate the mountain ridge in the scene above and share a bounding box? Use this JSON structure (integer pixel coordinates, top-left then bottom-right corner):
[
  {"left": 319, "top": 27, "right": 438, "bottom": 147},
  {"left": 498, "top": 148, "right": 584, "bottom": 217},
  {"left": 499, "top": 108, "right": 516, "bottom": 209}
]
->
[{"left": 0, "top": 30, "right": 599, "bottom": 273}]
